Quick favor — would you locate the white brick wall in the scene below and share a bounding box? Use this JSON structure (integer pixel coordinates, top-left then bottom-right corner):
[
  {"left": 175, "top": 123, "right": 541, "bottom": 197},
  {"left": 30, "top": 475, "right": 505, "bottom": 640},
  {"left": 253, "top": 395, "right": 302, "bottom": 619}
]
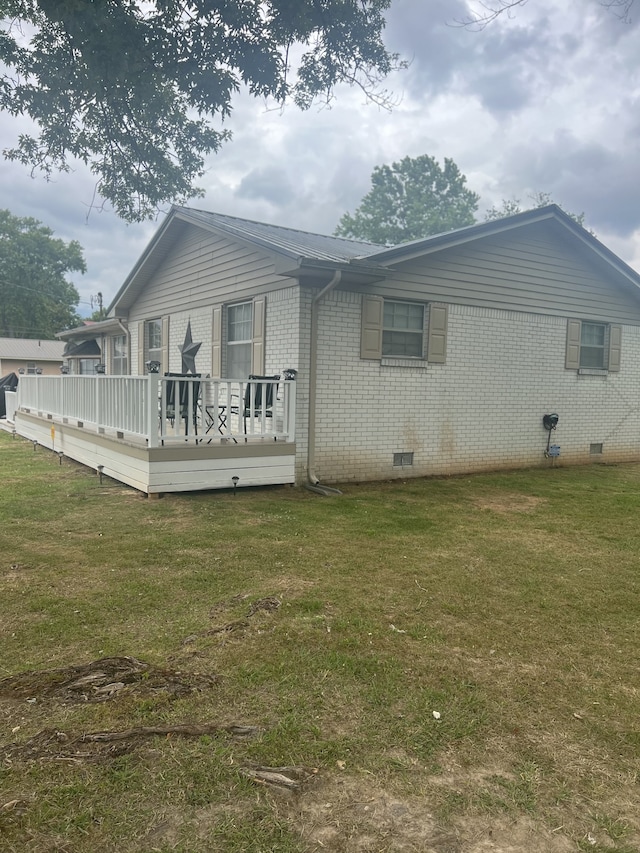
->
[
  {"left": 265, "top": 287, "right": 300, "bottom": 375},
  {"left": 265, "top": 287, "right": 309, "bottom": 481},
  {"left": 311, "top": 293, "right": 640, "bottom": 483}
]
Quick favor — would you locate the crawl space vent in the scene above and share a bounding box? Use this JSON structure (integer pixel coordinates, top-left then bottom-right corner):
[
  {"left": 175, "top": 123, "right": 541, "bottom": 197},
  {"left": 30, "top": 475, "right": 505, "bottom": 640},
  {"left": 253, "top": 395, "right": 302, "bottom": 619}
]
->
[{"left": 393, "top": 452, "right": 414, "bottom": 467}]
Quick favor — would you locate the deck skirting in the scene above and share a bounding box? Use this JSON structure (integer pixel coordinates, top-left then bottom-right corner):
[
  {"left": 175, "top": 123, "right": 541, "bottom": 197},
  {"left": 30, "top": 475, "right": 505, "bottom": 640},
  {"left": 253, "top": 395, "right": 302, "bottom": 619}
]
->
[{"left": 14, "top": 412, "right": 296, "bottom": 494}]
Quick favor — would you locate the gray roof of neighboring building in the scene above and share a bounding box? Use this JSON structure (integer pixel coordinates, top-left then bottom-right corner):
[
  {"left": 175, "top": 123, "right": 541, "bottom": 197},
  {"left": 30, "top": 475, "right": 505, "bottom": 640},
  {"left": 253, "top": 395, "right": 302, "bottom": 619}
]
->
[
  {"left": 56, "top": 318, "right": 125, "bottom": 341},
  {"left": 0, "top": 337, "right": 66, "bottom": 361}
]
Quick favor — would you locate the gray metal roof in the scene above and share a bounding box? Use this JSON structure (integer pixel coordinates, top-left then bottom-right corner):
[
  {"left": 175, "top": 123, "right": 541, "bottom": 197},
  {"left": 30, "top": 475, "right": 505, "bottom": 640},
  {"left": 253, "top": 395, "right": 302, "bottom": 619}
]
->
[
  {"left": 0, "top": 337, "right": 66, "bottom": 360},
  {"left": 180, "top": 207, "right": 384, "bottom": 262}
]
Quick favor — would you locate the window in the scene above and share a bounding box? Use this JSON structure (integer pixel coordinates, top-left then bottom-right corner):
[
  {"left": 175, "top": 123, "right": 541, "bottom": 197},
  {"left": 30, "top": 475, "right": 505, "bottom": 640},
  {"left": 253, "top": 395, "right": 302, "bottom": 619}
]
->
[
  {"left": 565, "top": 320, "right": 621, "bottom": 372},
  {"left": 361, "top": 295, "right": 448, "bottom": 363},
  {"left": 211, "top": 298, "right": 265, "bottom": 379},
  {"left": 26, "top": 362, "right": 37, "bottom": 374},
  {"left": 580, "top": 323, "right": 606, "bottom": 368},
  {"left": 382, "top": 301, "right": 424, "bottom": 357},
  {"left": 138, "top": 317, "right": 167, "bottom": 374},
  {"left": 111, "top": 334, "right": 128, "bottom": 375},
  {"left": 146, "top": 319, "right": 162, "bottom": 365},
  {"left": 226, "top": 302, "right": 253, "bottom": 380},
  {"left": 79, "top": 358, "right": 99, "bottom": 374}
]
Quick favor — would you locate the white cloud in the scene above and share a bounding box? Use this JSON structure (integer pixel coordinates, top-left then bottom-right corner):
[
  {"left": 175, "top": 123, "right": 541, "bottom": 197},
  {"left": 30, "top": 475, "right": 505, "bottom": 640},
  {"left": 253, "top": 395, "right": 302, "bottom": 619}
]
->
[{"left": 1, "top": 0, "right": 639, "bottom": 312}]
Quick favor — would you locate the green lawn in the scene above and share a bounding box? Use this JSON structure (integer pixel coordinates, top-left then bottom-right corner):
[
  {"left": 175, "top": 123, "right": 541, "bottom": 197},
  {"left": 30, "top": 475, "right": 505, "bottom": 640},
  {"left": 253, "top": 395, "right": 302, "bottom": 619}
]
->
[{"left": 1, "top": 430, "right": 639, "bottom": 852}]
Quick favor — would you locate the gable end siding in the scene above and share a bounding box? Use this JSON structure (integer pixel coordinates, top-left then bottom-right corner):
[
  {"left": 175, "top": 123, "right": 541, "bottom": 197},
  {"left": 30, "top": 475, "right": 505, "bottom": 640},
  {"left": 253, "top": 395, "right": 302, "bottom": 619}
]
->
[
  {"left": 127, "top": 228, "right": 284, "bottom": 320},
  {"left": 377, "top": 223, "right": 640, "bottom": 325}
]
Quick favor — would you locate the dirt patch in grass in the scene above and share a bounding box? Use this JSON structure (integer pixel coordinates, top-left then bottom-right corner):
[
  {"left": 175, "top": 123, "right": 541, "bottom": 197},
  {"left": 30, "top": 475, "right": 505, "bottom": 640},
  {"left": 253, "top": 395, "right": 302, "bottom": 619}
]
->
[
  {"left": 1, "top": 562, "right": 33, "bottom": 589},
  {"left": 0, "top": 656, "right": 217, "bottom": 704},
  {"left": 289, "top": 774, "right": 575, "bottom": 853},
  {"left": 183, "top": 594, "right": 282, "bottom": 644},
  {"left": 472, "top": 493, "right": 546, "bottom": 513},
  {"left": 131, "top": 770, "right": 577, "bottom": 852}
]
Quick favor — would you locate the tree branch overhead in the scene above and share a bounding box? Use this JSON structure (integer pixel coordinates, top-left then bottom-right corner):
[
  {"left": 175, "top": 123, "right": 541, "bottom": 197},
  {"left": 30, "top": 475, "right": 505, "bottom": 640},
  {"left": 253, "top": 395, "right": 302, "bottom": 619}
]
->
[{"left": 0, "top": 0, "right": 400, "bottom": 221}]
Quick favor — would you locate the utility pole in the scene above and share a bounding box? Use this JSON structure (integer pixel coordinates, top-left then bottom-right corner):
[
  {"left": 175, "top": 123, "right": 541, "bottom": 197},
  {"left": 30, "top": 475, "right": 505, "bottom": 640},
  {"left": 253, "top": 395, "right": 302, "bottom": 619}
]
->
[{"left": 91, "top": 291, "right": 104, "bottom": 320}]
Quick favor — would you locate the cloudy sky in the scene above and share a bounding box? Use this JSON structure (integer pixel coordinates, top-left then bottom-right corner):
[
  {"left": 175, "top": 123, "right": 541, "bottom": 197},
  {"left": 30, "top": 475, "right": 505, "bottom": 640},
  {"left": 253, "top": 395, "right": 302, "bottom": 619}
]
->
[{"left": 2, "top": 0, "right": 639, "bottom": 318}]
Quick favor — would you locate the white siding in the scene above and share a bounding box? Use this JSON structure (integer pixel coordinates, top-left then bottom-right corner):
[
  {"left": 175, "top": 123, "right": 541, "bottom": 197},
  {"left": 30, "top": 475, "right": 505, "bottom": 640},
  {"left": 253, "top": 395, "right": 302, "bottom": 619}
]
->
[{"left": 128, "top": 228, "right": 284, "bottom": 321}]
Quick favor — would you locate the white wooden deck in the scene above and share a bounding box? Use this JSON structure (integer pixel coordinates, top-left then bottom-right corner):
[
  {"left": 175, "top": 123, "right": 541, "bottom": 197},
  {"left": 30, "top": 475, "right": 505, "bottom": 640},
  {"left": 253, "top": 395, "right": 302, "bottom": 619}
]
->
[{"left": 7, "top": 376, "right": 297, "bottom": 495}]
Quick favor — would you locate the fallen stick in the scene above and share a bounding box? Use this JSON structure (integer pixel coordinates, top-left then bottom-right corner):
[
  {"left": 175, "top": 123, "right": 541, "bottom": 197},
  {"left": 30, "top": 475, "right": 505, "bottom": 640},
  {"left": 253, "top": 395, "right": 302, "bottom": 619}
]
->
[{"left": 239, "top": 765, "right": 318, "bottom": 790}]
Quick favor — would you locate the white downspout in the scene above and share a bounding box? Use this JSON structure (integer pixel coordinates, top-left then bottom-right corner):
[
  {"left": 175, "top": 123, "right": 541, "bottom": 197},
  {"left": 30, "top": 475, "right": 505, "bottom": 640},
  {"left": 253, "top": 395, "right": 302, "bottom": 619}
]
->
[{"left": 307, "top": 270, "right": 342, "bottom": 492}]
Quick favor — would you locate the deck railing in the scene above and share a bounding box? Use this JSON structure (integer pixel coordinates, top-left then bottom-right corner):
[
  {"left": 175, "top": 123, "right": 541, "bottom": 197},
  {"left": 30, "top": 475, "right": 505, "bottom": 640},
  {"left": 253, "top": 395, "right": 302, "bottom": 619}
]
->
[
  {"left": 4, "top": 389, "right": 17, "bottom": 424},
  {"left": 15, "top": 375, "right": 296, "bottom": 447}
]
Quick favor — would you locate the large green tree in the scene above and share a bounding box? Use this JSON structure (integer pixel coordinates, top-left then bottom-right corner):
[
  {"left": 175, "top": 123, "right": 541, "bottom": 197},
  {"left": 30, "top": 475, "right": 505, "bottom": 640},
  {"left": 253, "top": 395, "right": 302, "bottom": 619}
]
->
[
  {"left": 0, "top": 209, "right": 85, "bottom": 338},
  {"left": 0, "top": 0, "right": 398, "bottom": 222},
  {"left": 335, "top": 154, "right": 480, "bottom": 245}
]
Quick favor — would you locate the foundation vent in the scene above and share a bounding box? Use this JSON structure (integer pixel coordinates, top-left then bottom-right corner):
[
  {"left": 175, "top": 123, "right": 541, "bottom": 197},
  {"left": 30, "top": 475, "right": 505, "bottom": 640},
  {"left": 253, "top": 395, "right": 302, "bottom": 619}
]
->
[{"left": 393, "top": 452, "right": 414, "bottom": 467}]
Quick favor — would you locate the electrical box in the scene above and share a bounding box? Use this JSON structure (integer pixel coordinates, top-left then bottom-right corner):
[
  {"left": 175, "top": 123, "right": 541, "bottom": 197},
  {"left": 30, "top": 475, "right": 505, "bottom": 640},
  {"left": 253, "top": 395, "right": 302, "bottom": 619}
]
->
[{"left": 548, "top": 445, "right": 561, "bottom": 457}]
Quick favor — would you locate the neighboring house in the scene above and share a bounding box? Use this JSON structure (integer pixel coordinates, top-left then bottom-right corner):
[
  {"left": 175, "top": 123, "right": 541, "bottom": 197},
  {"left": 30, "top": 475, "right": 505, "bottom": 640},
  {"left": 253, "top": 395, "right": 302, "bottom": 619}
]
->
[
  {"left": 0, "top": 337, "right": 66, "bottom": 376},
  {"left": 18, "top": 203, "right": 640, "bottom": 491},
  {"left": 57, "top": 319, "right": 125, "bottom": 374}
]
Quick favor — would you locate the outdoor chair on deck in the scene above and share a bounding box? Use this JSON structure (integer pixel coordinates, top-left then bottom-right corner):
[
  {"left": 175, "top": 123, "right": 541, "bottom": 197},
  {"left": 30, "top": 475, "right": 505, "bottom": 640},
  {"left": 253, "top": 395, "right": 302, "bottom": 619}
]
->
[
  {"left": 232, "top": 375, "right": 280, "bottom": 437},
  {"left": 163, "top": 373, "right": 201, "bottom": 438}
]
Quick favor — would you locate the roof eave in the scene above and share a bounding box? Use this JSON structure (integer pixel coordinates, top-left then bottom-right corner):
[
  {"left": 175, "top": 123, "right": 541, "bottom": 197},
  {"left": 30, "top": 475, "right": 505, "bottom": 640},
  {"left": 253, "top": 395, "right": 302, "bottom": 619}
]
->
[{"left": 57, "top": 318, "right": 127, "bottom": 341}]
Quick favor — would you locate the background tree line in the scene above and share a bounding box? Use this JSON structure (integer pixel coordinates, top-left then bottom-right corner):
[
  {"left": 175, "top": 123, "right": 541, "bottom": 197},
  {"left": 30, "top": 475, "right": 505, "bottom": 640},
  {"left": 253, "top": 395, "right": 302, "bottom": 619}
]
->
[{"left": 0, "top": 210, "right": 84, "bottom": 339}]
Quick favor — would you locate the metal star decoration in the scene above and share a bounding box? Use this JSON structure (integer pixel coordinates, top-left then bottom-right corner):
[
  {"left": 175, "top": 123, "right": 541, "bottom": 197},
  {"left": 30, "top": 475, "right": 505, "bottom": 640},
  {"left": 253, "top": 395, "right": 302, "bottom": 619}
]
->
[{"left": 179, "top": 321, "right": 201, "bottom": 374}]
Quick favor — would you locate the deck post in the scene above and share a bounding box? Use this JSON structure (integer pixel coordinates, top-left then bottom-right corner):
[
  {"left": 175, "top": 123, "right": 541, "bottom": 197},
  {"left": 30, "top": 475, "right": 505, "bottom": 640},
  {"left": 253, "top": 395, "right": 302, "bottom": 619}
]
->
[
  {"left": 147, "top": 373, "right": 160, "bottom": 448},
  {"left": 95, "top": 374, "right": 101, "bottom": 426},
  {"left": 285, "top": 379, "right": 296, "bottom": 442}
]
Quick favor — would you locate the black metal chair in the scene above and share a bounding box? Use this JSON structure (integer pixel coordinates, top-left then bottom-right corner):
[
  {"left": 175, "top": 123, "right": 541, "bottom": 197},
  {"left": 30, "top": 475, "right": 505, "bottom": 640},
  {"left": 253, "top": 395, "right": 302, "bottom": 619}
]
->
[
  {"left": 233, "top": 375, "right": 280, "bottom": 435},
  {"left": 164, "top": 373, "right": 201, "bottom": 437}
]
